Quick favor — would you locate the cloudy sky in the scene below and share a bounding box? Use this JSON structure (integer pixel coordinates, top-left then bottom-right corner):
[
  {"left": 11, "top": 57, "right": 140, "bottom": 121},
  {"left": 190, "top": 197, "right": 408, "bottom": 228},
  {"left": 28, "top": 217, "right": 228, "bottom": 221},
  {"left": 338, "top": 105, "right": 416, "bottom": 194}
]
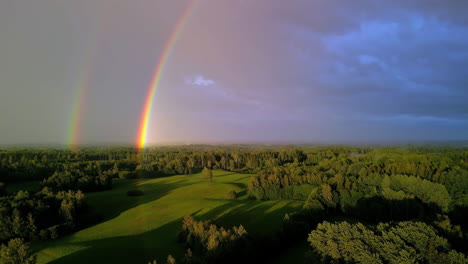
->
[{"left": 0, "top": 0, "right": 467, "bottom": 145}]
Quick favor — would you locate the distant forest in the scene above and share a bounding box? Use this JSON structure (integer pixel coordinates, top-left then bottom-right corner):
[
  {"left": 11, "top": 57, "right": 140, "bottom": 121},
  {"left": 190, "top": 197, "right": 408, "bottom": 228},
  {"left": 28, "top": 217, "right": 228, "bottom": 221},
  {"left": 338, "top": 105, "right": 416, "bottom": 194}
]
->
[{"left": 1, "top": 145, "right": 467, "bottom": 263}]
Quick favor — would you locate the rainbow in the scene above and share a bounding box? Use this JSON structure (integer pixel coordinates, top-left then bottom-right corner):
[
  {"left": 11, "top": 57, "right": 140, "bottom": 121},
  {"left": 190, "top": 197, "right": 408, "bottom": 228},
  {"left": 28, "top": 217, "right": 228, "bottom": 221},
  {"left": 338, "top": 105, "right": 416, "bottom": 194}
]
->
[
  {"left": 67, "top": 45, "right": 99, "bottom": 151},
  {"left": 68, "top": 81, "right": 87, "bottom": 151},
  {"left": 136, "top": 0, "right": 198, "bottom": 149},
  {"left": 66, "top": 4, "right": 105, "bottom": 151},
  {"left": 67, "top": 42, "right": 98, "bottom": 151}
]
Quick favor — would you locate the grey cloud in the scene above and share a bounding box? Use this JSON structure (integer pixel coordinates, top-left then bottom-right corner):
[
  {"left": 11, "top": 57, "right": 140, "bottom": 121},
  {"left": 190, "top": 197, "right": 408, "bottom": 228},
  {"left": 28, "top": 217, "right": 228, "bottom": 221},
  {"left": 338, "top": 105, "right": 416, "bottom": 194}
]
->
[{"left": 1, "top": 0, "right": 467, "bottom": 144}]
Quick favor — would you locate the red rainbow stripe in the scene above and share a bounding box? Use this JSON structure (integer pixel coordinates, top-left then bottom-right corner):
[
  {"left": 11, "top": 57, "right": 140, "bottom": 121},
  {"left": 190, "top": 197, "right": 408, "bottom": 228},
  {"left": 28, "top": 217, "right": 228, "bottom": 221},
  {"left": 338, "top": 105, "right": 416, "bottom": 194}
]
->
[{"left": 136, "top": 0, "right": 198, "bottom": 149}]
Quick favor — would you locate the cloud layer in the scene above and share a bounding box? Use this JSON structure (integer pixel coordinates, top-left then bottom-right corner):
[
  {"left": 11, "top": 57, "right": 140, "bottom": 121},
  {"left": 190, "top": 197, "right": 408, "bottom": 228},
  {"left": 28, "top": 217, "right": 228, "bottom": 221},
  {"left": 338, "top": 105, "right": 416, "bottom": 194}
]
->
[{"left": 0, "top": 0, "right": 467, "bottom": 144}]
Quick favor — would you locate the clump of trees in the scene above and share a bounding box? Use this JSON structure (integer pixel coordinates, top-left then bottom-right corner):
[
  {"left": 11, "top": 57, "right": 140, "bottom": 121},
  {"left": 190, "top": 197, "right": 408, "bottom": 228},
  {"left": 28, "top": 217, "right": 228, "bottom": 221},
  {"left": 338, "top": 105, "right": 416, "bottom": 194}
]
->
[
  {"left": 176, "top": 215, "right": 249, "bottom": 263},
  {"left": 0, "top": 188, "right": 87, "bottom": 243},
  {"left": 0, "top": 238, "right": 36, "bottom": 264},
  {"left": 308, "top": 221, "right": 467, "bottom": 264},
  {"left": 1, "top": 146, "right": 467, "bottom": 263},
  {"left": 165, "top": 211, "right": 324, "bottom": 264},
  {"left": 298, "top": 173, "right": 452, "bottom": 221},
  {"left": 1, "top": 147, "right": 311, "bottom": 184},
  {"left": 43, "top": 170, "right": 111, "bottom": 192},
  {"left": 248, "top": 165, "right": 316, "bottom": 200},
  {"left": 247, "top": 147, "right": 468, "bottom": 262},
  {"left": 249, "top": 148, "right": 465, "bottom": 223}
]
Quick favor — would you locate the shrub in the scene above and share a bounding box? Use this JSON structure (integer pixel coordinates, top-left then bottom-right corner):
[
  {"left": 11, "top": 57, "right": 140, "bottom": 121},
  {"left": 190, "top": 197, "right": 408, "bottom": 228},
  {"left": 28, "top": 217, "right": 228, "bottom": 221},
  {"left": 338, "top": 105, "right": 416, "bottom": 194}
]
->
[
  {"left": 127, "top": 189, "right": 144, "bottom": 196},
  {"left": 48, "top": 225, "right": 60, "bottom": 240},
  {"left": 39, "top": 230, "right": 49, "bottom": 241},
  {"left": 0, "top": 238, "right": 36, "bottom": 264},
  {"left": 227, "top": 190, "right": 237, "bottom": 200},
  {"left": 119, "top": 171, "right": 136, "bottom": 179}
]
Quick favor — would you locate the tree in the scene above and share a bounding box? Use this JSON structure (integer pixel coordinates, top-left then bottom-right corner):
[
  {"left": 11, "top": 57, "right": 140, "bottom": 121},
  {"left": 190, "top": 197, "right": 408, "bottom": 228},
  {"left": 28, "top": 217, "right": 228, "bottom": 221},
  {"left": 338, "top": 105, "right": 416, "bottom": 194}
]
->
[
  {"left": 11, "top": 209, "right": 24, "bottom": 237},
  {"left": 166, "top": 255, "right": 176, "bottom": 264},
  {"left": 0, "top": 238, "right": 36, "bottom": 264},
  {"left": 227, "top": 190, "right": 237, "bottom": 200},
  {"left": 308, "top": 221, "right": 468, "bottom": 264},
  {"left": 203, "top": 167, "right": 213, "bottom": 183},
  {"left": 320, "top": 184, "right": 335, "bottom": 208}
]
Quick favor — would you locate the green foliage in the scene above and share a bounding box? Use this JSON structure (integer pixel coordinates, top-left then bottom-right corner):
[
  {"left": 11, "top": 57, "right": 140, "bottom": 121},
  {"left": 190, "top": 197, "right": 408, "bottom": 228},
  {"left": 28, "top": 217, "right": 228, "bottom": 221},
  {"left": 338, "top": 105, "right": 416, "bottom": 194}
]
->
[
  {"left": 1, "top": 146, "right": 466, "bottom": 263},
  {"left": 119, "top": 171, "right": 137, "bottom": 179},
  {"left": 226, "top": 190, "right": 237, "bottom": 200},
  {"left": 382, "top": 174, "right": 451, "bottom": 211},
  {"left": 166, "top": 255, "right": 176, "bottom": 264},
  {"left": 202, "top": 167, "right": 213, "bottom": 183},
  {"left": 178, "top": 215, "right": 249, "bottom": 263},
  {"left": 0, "top": 238, "right": 36, "bottom": 264},
  {"left": 43, "top": 170, "right": 111, "bottom": 192},
  {"left": 309, "top": 221, "right": 468, "bottom": 264},
  {"left": 0, "top": 188, "right": 86, "bottom": 243},
  {"left": 32, "top": 171, "right": 301, "bottom": 264}
]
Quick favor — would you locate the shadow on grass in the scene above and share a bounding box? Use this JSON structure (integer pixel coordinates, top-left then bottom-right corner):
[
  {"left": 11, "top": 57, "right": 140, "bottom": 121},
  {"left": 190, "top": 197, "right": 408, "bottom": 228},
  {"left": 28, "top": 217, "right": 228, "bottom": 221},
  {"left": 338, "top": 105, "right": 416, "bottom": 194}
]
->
[
  {"left": 86, "top": 178, "right": 192, "bottom": 222},
  {"left": 223, "top": 181, "right": 247, "bottom": 189},
  {"left": 39, "top": 199, "right": 300, "bottom": 264},
  {"left": 46, "top": 219, "right": 184, "bottom": 264},
  {"left": 215, "top": 172, "right": 238, "bottom": 177},
  {"left": 198, "top": 199, "right": 300, "bottom": 237},
  {"left": 214, "top": 171, "right": 252, "bottom": 180},
  {"left": 236, "top": 190, "right": 247, "bottom": 197}
]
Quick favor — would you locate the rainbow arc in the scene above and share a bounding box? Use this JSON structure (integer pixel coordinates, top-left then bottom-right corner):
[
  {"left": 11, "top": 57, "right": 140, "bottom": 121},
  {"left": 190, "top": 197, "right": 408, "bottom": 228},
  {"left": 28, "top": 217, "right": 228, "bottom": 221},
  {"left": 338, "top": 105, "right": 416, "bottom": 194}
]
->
[{"left": 136, "top": 0, "right": 198, "bottom": 149}]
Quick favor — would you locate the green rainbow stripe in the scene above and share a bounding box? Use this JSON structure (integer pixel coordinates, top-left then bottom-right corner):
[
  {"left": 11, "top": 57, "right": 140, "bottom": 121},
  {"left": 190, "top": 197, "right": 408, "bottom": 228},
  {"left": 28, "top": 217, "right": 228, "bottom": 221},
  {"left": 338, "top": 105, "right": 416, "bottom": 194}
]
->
[
  {"left": 67, "top": 4, "right": 105, "bottom": 150},
  {"left": 136, "top": 0, "right": 198, "bottom": 149}
]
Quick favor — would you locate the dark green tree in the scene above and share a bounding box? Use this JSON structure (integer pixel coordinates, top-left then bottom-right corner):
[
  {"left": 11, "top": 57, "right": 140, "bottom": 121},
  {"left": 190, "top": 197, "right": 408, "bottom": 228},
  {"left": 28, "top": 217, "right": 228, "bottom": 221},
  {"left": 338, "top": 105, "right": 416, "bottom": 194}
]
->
[
  {"left": 0, "top": 238, "right": 36, "bottom": 264},
  {"left": 202, "top": 167, "right": 213, "bottom": 183}
]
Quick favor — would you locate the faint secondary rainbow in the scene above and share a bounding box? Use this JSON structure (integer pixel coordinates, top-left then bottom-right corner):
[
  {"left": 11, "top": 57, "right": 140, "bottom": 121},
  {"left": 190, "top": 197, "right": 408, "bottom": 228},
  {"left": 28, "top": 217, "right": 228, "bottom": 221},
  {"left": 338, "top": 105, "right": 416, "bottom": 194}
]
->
[
  {"left": 136, "top": 0, "right": 198, "bottom": 149},
  {"left": 67, "top": 38, "right": 99, "bottom": 151},
  {"left": 66, "top": 3, "right": 106, "bottom": 151}
]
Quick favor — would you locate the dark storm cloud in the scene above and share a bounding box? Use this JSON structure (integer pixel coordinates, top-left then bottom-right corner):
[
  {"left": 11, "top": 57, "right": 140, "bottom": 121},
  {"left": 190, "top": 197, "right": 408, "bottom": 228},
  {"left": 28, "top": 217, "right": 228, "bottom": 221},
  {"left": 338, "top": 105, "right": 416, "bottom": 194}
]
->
[{"left": 0, "top": 0, "right": 467, "bottom": 144}]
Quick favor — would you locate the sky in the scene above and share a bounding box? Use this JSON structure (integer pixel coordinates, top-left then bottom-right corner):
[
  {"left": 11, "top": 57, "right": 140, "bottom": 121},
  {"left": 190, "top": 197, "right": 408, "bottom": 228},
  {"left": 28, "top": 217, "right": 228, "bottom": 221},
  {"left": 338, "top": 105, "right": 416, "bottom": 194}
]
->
[{"left": 0, "top": 0, "right": 467, "bottom": 145}]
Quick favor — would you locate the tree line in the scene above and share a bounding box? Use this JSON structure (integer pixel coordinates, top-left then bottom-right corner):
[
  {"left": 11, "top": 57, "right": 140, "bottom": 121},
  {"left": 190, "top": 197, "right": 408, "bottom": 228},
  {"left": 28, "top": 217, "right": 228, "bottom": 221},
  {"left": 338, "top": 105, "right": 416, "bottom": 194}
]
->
[{"left": 0, "top": 145, "right": 467, "bottom": 263}]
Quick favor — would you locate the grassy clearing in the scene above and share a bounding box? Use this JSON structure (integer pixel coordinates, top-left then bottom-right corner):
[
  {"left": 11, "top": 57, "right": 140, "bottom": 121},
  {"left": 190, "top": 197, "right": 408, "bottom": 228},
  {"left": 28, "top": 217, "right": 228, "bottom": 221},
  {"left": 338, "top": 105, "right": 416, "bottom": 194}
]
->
[{"left": 32, "top": 170, "right": 303, "bottom": 264}]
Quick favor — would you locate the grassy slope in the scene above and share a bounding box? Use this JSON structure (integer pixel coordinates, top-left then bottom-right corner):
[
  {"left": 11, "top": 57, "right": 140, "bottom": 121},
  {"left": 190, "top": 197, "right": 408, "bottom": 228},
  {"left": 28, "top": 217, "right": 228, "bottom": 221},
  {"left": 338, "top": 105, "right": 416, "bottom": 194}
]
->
[{"left": 32, "top": 171, "right": 303, "bottom": 264}]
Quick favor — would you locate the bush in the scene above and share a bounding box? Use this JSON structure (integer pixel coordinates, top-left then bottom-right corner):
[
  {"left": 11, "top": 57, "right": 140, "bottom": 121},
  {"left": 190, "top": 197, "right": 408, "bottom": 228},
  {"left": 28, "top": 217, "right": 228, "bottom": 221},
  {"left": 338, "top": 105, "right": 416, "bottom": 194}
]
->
[
  {"left": 48, "top": 225, "right": 60, "bottom": 240},
  {"left": 127, "top": 189, "right": 144, "bottom": 196},
  {"left": 39, "top": 229, "right": 49, "bottom": 241},
  {"left": 119, "top": 171, "right": 136, "bottom": 179},
  {"left": 0, "top": 238, "right": 36, "bottom": 264},
  {"left": 227, "top": 190, "right": 237, "bottom": 200}
]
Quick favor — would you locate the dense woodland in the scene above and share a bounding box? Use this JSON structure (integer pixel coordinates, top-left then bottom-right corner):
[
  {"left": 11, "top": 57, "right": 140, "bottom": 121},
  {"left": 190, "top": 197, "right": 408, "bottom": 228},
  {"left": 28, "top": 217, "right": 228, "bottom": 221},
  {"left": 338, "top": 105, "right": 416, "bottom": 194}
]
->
[{"left": 0, "top": 145, "right": 467, "bottom": 263}]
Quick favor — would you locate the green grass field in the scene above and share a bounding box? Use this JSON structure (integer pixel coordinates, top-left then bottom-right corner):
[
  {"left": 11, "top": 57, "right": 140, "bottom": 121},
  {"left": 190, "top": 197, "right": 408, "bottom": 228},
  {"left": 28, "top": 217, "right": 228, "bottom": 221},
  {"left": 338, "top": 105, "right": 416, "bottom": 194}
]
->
[{"left": 32, "top": 170, "right": 303, "bottom": 264}]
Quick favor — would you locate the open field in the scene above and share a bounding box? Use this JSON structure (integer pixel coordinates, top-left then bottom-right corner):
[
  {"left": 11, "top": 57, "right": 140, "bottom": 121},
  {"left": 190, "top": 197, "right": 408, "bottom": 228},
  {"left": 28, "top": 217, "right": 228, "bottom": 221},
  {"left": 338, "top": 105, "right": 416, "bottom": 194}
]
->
[{"left": 31, "top": 170, "right": 303, "bottom": 264}]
